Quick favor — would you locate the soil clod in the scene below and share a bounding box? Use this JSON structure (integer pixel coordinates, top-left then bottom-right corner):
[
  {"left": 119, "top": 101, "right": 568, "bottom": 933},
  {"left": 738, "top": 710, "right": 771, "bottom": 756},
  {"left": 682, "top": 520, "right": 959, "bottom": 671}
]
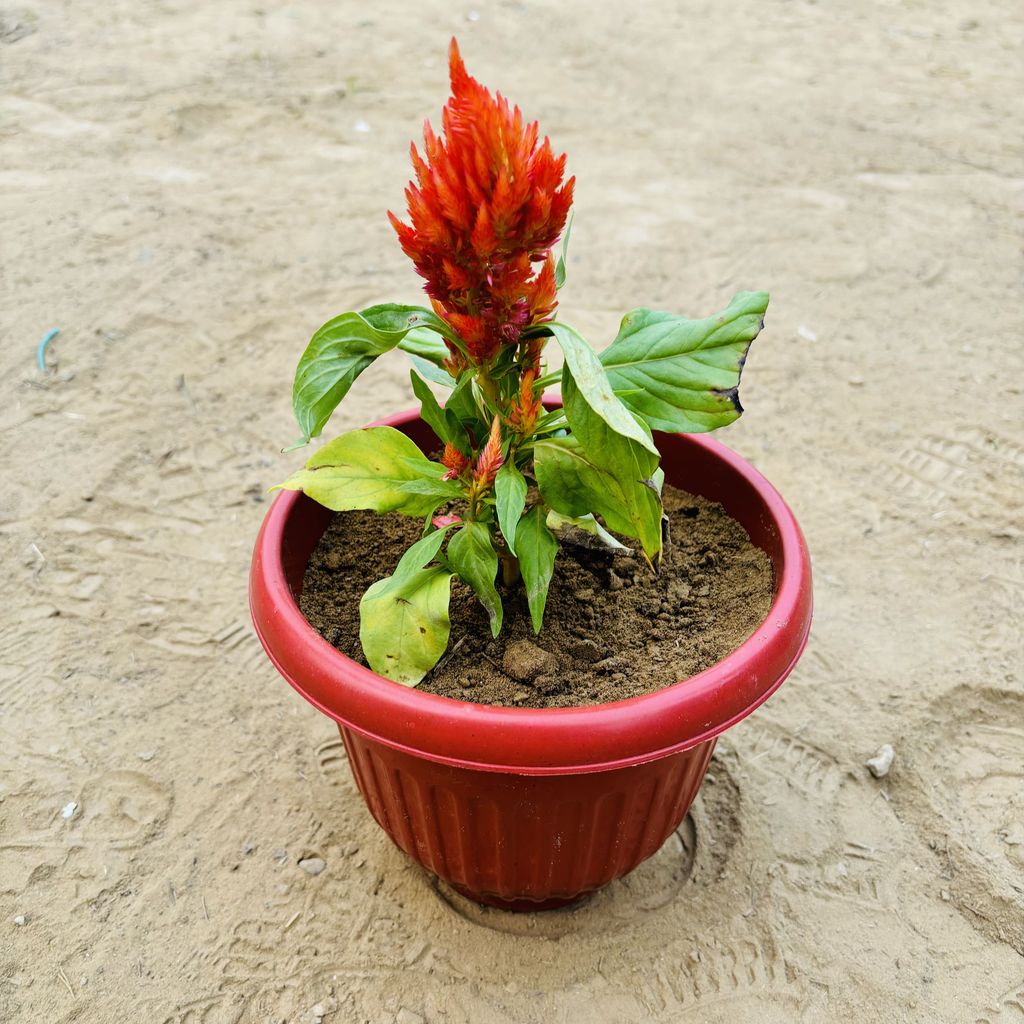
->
[{"left": 503, "top": 639, "right": 558, "bottom": 681}]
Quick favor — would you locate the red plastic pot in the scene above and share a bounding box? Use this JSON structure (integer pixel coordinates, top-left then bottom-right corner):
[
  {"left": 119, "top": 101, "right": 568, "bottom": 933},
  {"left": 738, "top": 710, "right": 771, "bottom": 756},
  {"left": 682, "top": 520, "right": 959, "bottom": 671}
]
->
[{"left": 250, "top": 407, "right": 812, "bottom": 910}]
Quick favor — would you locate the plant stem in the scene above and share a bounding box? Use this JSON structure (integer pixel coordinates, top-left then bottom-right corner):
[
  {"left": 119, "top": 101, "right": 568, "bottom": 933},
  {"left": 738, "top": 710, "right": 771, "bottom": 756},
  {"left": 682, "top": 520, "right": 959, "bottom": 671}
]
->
[
  {"left": 476, "top": 367, "right": 502, "bottom": 413},
  {"left": 500, "top": 552, "right": 521, "bottom": 587}
]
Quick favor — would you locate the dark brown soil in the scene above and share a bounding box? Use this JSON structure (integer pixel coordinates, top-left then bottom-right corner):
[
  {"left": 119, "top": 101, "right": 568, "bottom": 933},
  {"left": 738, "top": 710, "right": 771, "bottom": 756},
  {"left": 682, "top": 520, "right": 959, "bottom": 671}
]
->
[{"left": 299, "top": 485, "right": 773, "bottom": 708}]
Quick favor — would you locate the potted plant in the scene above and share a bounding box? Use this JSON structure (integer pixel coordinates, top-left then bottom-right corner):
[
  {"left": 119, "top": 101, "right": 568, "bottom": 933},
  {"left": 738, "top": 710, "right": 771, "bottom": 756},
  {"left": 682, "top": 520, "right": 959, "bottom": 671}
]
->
[{"left": 250, "top": 40, "right": 812, "bottom": 910}]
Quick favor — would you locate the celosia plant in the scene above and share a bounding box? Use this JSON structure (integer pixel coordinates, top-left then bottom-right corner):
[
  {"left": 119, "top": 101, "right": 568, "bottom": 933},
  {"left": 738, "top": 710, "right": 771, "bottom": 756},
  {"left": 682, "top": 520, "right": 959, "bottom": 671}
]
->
[{"left": 277, "top": 40, "right": 768, "bottom": 685}]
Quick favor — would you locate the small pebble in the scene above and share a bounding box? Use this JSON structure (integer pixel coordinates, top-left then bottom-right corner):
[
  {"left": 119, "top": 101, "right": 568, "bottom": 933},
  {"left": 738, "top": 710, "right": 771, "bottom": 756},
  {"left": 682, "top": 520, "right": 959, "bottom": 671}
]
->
[
  {"left": 137, "top": 751, "right": 155, "bottom": 762},
  {"left": 298, "top": 857, "right": 326, "bottom": 876},
  {"left": 272, "top": 848, "right": 288, "bottom": 864},
  {"left": 243, "top": 840, "right": 256, "bottom": 855},
  {"left": 866, "top": 744, "right": 895, "bottom": 779},
  {"left": 13, "top": 915, "right": 26, "bottom": 926},
  {"left": 797, "top": 324, "right": 818, "bottom": 342},
  {"left": 353, "top": 118, "right": 371, "bottom": 133},
  {"left": 61, "top": 801, "right": 77, "bottom": 819}
]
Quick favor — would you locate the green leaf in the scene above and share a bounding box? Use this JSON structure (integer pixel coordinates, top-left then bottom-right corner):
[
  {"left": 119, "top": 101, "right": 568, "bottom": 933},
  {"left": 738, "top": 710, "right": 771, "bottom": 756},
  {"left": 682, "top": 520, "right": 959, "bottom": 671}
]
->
[
  {"left": 447, "top": 522, "right": 503, "bottom": 638},
  {"left": 360, "top": 303, "right": 462, "bottom": 374},
  {"left": 290, "top": 302, "right": 462, "bottom": 446},
  {"left": 554, "top": 211, "right": 574, "bottom": 290},
  {"left": 516, "top": 505, "right": 559, "bottom": 634},
  {"left": 359, "top": 567, "right": 453, "bottom": 686},
  {"left": 361, "top": 303, "right": 459, "bottom": 346},
  {"left": 410, "top": 369, "right": 477, "bottom": 454},
  {"left": 274, "top": 426, "right": 452, "bottom": 517},
  {"left": 409, "top": 354, "right": 456, "bottom": 388},
  {"left": 600, "top": 291, "right": 769, "bottom": 433},
  {"left": 399, "top": 328, "right": 452, "bottom": 367},
  {"left": 494, "top": 462, "right": 528, "bottom": 556},
  {"left": 392, "top": 523, "right": 456, "bottom": 579},
  {"left": 547, "top": 322, "right": 658, "bottom": 456},
  {"left": 534, "top": 435, "right": 662, "bottom": 562},
  {"left": 546, "top": 510, "right": 631, "bottom": 551},
  {"left": 291, "top": 310, "right": 412, "bottom": 444},
  {"left": 444, "top": 373, "right": 482, "bottom": 428},
  {"left": 390, "top": 476, "right": 464, "bottom": 501},
  {"left": 409, "top": 370, "right": 458, "bottom": 446},
  {"left": 357, "top": 521, "right": 459, "bottom": 685},
  {"left": 535, "top": 367, "right": 662, "bottom": 562},
  {"left": 533, "top": 407, "right": 567, "bottom": 435}
]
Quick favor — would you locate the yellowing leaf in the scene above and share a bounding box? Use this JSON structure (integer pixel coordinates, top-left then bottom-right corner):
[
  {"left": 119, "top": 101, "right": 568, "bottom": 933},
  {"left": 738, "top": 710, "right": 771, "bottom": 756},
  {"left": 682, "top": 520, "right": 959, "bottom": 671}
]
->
[
  {"left": 275, "top": 426, "right": 458, "bottom": 517},
  {"left": 359, "top": 567, "right": 453, "bottom": 685}
]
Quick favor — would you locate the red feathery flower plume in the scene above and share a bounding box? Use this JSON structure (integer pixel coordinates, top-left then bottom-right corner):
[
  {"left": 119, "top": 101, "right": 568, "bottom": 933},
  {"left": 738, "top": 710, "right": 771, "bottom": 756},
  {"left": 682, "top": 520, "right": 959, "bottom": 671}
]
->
[{"left": 389, "top": 39, "right": 574, "bottom": 366}]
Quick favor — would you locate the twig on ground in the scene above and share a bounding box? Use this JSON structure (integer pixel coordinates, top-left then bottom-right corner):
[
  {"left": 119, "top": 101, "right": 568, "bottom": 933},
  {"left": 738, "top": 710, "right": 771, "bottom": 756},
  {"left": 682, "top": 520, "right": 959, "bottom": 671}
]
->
[{"left": 57, "top": 967, "right": 75, "bottom": 998}]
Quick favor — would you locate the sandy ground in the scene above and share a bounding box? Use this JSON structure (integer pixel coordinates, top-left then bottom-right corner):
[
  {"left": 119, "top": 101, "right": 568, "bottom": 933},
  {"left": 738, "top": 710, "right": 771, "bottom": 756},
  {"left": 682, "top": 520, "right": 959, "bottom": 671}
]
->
[{"left": 2, "top": 1, "right": 1022, "bottom": 1021}]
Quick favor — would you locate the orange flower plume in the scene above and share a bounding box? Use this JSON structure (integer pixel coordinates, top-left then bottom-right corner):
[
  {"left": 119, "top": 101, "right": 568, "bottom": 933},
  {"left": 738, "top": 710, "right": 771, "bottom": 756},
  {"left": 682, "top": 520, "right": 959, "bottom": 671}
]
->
[
  {"left": 388, "top": 39, "right": 574, "bottom": 366},
  {"left": 441, "top": 441, "right": 471, "bottom": 481},
  {"left": 507, "top": 364, "right": 543, "bottom": 436},
  {"left": 473, "top": 415, "right": 504, "bottom": 488}
]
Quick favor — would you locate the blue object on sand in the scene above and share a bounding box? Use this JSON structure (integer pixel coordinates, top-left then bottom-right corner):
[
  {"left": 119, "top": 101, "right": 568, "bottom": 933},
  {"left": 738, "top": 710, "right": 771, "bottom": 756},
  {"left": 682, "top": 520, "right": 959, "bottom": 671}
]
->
[{"left": 36, "top": 327, "right": 60, "bottom": 371}]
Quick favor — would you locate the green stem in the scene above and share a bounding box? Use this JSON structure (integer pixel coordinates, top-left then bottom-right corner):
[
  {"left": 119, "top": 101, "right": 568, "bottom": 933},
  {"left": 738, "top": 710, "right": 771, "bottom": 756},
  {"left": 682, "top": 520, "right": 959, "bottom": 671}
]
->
[{"left": 476, "top": 367, "right": 502, "bottom": 413}]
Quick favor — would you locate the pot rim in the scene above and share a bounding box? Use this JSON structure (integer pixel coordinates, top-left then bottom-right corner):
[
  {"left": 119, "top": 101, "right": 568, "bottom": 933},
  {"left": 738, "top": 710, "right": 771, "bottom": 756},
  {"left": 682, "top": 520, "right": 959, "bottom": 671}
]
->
[{"left": 250, "top": 407, "right": 812, "bottom": 776}]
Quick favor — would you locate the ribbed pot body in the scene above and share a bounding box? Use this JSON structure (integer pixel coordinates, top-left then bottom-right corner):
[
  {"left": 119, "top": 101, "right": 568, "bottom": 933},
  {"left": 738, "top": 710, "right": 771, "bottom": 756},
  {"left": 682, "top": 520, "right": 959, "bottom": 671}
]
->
[{"left": 340, "top": 726, "right": 715, "bottom": 909}]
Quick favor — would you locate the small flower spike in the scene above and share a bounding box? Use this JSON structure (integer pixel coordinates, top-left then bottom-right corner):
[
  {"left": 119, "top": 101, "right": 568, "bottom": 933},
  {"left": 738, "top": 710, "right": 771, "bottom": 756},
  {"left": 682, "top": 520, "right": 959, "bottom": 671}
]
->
[{"left": 473, "top": 415, "right": 504, "bottom": 488}]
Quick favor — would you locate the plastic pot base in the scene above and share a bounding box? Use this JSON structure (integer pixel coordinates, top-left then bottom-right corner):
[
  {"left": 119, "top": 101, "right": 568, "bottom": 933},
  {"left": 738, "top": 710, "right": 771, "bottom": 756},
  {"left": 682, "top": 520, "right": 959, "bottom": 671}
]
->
[{"left": 448, "top": 885, "right": 588, "bottom": 913}]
